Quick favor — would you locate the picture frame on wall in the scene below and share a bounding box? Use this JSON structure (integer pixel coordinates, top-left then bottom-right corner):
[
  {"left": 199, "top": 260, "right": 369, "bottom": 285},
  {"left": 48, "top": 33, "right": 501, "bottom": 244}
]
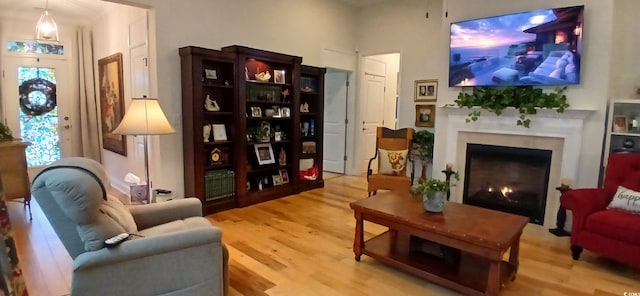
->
[
  {"left": 415, "top": 104, "right": 436, "bottom": 127},
  {"left": 99, "top": 52, "right": 127, "bottom": 156},
  {"left": 254, "top": 143, "right": 275, "bottom": 165},
  {"left": 415, "top": 79, "right": 438, "bottom": 102}
]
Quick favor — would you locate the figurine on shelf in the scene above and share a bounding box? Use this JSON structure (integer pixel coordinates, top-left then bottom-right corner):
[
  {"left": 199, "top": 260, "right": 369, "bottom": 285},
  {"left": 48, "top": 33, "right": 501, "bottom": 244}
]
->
[
  {"left": 258, "top": 179, "right": 263, "bottom": 190},
  {"left": 203, "top": 124, "right": 211, "bottom": 142},
  {"left": 204, "top": 95, "right": 220, "bottom": 111},
  {"left": 279, "top": 148, "right": 287, "bottom": 166},
  {"left": 281, "top": 89, "right": 290, "bottom": 103},
  {"left": 225, "top": 80, "right": 230, "bottom": 86},
  {"left": 300, "top": 102, "right": 309, "bottom": 113}
]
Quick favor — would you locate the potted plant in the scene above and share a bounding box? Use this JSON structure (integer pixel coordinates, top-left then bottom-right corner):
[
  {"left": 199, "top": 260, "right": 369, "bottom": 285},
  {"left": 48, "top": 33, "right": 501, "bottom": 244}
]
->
[
  {"left": 0, "top": 123, "right": 15, "bottom": 142},
  {"left": 411, "top": 174, "right": 458, "bottom": 212},
  {"left": 412, "top": 130, "right": 434, "bottom": 181}
]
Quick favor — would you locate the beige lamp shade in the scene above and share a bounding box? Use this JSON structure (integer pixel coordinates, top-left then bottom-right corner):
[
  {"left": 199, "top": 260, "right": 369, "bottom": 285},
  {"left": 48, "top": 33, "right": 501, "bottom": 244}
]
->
[{"left": 112, "top": 98, "right": 175, "bottom": 135}]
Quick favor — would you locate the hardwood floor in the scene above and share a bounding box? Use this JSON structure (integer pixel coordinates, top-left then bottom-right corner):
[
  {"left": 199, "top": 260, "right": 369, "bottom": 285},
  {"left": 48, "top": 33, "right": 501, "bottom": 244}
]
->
[{"left": 8, "top": 174, "right": 640, "bottom": 295}]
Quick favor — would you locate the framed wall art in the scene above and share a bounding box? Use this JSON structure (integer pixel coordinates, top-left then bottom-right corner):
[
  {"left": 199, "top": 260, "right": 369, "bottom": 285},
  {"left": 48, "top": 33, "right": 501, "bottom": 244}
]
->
[
  {"left": 415, "top": 79, "right": 438, "bottom": 102},
  {"left": 99, "top": 52, "right": 127, "bottom": 155},
  {"left": 415, "top": 104, "right": 436, "bottom": 127}
]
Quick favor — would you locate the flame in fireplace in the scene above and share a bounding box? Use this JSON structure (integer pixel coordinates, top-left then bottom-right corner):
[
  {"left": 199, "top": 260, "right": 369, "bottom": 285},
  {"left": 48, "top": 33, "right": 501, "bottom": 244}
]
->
[{"left": 501, "top": 186, "right": 513, "bottom": 197}]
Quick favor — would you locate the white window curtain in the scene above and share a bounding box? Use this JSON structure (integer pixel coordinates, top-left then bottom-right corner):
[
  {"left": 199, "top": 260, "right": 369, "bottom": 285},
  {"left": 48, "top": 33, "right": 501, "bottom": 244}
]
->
[{"left": 76, "top": 28, "right": 101, "bottom": 161}]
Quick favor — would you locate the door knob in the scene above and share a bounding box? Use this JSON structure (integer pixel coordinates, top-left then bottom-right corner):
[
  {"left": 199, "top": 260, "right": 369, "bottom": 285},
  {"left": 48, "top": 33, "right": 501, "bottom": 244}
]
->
[{"left": 63, "top": 125, "right": 71, "bottom": 129}]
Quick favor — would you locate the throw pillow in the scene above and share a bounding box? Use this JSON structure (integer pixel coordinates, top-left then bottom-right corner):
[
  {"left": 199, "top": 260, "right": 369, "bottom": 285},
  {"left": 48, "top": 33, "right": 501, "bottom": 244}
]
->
[
  {"left": 607, "top": 185, "right": 640, "bottom": 214},
  {"left": 378, "top": 148, "right": 408, "bottom": 176}
]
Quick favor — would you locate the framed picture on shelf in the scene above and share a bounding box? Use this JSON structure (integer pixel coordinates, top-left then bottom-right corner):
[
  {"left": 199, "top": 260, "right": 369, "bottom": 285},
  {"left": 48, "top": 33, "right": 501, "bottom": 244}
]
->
[
  {"left": 415, "top": 79, "right": 438, "bottom": 102},
  {"left": 274, "top": 70, "right": 286, "bottom": 84},
  {"left": 279, "top": 169, "right": 289, "bottom": 184},
  {"left": 254, "top": 143, "right": 275, "bottom": 165},
  {"left": 281, "top": 107, "right": 291, "bottom": 118},
  {"left": 613, "top": 115, "right": 628, "bottom": 133},
  {"left": 204, "top": 69, "right": 218, "bottom": 80},
  {"left": 272, "top": 174, "right": 283, "bottom": 186},
  {"left": 415, "top": 104, "right": 436, "bottom": 127},
  {"left": 212, "top": 124, "right": 227, "bottom": 141},
  {"left": 251, "top": 106, "right": 262, "bottom": 117}
]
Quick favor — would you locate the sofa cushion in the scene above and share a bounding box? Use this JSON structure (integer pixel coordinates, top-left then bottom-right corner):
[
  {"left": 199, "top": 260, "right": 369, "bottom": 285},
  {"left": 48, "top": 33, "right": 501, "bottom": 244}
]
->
[
  {"left": 585, "top": 209, "right": 640, "bottom": 245},
  {"left": 77, "top": 196, "right": 138, "bottom": 251},
  {"left": 137, "top": 217, "right": 212, "bottom": 237},
  {"left": 607, "top": 186, "right": 640, "bottom": 214},
  {"left": 378, "top": 148, "right": 408, "bottom": 176}
]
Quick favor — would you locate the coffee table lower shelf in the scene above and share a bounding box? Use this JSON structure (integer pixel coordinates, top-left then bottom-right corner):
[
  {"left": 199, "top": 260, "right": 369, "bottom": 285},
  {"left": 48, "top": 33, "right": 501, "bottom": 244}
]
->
[{"left": 362, "top": 231, "right": 516, "bottom": 296}]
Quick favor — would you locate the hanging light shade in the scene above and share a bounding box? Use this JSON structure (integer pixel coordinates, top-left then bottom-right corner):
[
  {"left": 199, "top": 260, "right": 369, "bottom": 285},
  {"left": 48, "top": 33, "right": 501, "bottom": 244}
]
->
[{"left": 35, "top": 0, "right": 59, "bottom": 42}]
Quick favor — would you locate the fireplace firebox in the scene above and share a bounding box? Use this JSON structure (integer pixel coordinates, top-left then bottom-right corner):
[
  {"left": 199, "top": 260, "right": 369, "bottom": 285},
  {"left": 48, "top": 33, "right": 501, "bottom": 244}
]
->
[{"left": 463, "top": 144, "right": 552, "bottom": 225}]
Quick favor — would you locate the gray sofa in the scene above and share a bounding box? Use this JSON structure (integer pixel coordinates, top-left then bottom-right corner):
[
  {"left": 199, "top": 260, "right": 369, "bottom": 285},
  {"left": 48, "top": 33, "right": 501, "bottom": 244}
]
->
[{"left": 31, "top": 157, "right": 228, "bottom": 296}]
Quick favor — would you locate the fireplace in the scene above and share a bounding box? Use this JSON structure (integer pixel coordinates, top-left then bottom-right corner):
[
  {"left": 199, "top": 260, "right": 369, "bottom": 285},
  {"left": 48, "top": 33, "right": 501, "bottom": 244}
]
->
[
  {"left": 462, "top": 144, "right": 552, "bottom": 225},
  {"left": 441, "top": 106, "right": 593, "bottom": 229}
]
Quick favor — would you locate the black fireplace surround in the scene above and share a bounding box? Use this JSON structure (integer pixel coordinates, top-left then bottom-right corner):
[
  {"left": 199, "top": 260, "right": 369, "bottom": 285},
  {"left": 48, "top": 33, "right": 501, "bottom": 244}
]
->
[{"left": 463, "top": 144, "right": 552, "bottom": 225}]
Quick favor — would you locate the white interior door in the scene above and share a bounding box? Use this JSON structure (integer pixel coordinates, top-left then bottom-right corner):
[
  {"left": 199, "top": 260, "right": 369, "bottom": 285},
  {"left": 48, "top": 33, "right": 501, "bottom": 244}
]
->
[
  {"left": 323, "top": 69, "right": 348, "bottom": 173},
  {"left": 359, "top": 73, "right": 385, "bottom": 173},
  {"left": 2, "top": 57, "right": 73, "bottom": 176}
]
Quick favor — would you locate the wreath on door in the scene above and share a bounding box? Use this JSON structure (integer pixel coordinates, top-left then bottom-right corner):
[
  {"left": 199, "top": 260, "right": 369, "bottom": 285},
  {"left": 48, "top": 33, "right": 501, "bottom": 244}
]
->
[{"left": 18, "top": 78, "right": 57, "bottom": 116}]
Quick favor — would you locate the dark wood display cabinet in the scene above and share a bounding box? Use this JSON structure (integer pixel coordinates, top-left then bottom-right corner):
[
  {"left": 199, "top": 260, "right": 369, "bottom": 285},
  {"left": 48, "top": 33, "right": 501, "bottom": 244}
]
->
[
  {"left": 180, "top": 45, "right": 325, "bottom": 214},
  {"left": 180, "top": 46, "right": 238, "bottom": 214},
  {"left": 298, "top": 65, "right": 325, "bottom": 192}
]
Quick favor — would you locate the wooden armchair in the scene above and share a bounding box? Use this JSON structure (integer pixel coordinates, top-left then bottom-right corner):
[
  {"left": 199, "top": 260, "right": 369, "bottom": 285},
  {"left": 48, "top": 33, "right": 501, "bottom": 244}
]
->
[{"left": 367, "top": 127, "right": 414, "bottom": 196}]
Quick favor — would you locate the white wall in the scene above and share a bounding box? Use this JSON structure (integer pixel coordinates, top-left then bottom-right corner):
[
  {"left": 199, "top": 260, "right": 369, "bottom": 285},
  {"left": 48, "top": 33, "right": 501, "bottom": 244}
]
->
[
  {"left": 609, "top": 0, "right": 640, "bottom": 99},
  {"left": 92, "top": 5, "right": 149, "bottom": 193},
  {"left": 121, "top": 0, "right": 358, "bottom": 197},
  {"left": 357, "top": 0, "right": 616, "bottom": 188}
]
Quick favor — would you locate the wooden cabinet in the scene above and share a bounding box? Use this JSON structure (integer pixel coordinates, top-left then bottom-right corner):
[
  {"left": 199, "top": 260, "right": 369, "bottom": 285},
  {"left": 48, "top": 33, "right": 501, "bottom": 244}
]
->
[
  {"left": 180, "top": 45, "right": 325, "bottom": 214},
  {"left": 604, "top": 99, "right": 640, "bottom": 156},
  {"left": 0, "top": 141, "right": 30, "bottom": 201},
  {"left": 179, "top": 46, "right": 238, "bottom": 214},
  {"left": 298, "top": 65, "right": 326, "bottom": 192}
]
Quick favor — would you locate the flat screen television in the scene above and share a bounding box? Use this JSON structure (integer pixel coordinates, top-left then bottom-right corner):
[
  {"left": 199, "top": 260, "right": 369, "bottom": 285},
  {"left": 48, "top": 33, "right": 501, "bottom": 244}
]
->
[{"left": 449, "top": 5, "right": 584, "bottom": 87}]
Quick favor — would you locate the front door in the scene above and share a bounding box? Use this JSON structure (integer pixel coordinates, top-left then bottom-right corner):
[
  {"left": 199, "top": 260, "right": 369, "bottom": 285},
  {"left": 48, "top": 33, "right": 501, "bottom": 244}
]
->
[{"left": 2, "top": 56, "right": 73, "bottom": 177}]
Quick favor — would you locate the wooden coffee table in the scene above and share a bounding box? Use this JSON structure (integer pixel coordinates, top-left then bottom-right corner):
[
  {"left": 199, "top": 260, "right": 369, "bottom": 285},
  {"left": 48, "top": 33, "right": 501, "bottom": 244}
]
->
[{"left": 350, "top": 191, "right": 529, "bottom": 296}]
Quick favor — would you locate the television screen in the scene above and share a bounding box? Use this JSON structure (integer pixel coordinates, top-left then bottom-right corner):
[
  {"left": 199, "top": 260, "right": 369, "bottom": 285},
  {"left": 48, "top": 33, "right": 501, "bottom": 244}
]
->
[{"left": 449, "top": 5, "right": 584, "bottom": 87}]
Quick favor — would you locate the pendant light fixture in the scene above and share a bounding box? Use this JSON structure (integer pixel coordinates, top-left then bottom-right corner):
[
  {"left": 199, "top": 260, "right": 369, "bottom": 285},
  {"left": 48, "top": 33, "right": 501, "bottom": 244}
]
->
[{"left": 35, "top": 0, "right": 59, "bottom": 42}]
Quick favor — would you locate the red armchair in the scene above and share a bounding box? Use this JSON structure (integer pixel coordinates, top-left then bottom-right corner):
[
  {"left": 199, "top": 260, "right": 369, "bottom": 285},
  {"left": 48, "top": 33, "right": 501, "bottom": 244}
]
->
[{"left": 561, "top": 153, "right": 640, "bottom": 267}]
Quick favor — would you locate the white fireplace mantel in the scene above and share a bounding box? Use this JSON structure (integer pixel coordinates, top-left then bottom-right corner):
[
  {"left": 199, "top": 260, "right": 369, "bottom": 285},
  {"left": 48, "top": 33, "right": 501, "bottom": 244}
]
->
[{"left": 441, "top": 105, "right": 595, "bottom": 228}]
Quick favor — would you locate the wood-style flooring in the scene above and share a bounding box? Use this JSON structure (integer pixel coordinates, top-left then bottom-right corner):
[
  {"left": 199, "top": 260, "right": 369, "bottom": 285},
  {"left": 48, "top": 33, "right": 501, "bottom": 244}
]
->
[{"left": 7, "top": 174, "right": 640, "bottom": 296}]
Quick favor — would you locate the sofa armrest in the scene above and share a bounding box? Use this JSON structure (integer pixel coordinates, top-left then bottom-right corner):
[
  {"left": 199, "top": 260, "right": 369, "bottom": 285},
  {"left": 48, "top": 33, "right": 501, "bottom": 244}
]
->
[
  {"left": 560, "top": 188, "right": 610, "bottom": 237},
  {"left": 72, "top": 227, "right": 225, "bottom": 295},
  {"left": 129, "top": 197, "right": 202, "bottom": 229}
]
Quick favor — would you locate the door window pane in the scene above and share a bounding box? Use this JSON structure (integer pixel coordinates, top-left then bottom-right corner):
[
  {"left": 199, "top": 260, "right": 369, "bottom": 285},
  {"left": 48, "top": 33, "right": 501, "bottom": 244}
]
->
[
  {"left": 7, "top": 41, "right": 64, "bottom": 55},
  {"left": 17, "top": 67, "right": 60, "bottom": 166}
]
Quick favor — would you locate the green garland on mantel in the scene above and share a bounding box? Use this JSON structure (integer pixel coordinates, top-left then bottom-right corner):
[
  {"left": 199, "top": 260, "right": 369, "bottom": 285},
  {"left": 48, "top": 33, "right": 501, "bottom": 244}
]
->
[{"left": 454, "top": 86, "right": 570, "bottom": 128}]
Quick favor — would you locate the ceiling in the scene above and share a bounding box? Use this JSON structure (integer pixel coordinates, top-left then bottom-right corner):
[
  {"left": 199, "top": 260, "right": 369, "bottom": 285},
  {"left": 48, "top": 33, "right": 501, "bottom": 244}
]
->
[
  {"left": 0, "top": 0, "right": 388, "bottom": 24},
  {"left": 0, "top": 0, "right": 118, "bottom": 23}
]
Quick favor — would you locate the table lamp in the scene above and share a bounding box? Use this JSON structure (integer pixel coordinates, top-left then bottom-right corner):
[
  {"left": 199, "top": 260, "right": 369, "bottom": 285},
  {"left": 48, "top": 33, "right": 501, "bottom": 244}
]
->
[{"left": 112, "top": 97, "right": 175, "bottom": 203}]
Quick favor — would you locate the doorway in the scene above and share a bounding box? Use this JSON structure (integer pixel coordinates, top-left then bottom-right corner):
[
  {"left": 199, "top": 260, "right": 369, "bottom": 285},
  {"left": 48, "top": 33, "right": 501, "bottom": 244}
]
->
[
  {"left": 2, "top": 55, "right": 74, "bottom": 177},
  {"left": 323, "top": 68, "right": 349, "bottom": 173},
  {"left": 356, "top": 53, "right": 400, "bottom": 174}
]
